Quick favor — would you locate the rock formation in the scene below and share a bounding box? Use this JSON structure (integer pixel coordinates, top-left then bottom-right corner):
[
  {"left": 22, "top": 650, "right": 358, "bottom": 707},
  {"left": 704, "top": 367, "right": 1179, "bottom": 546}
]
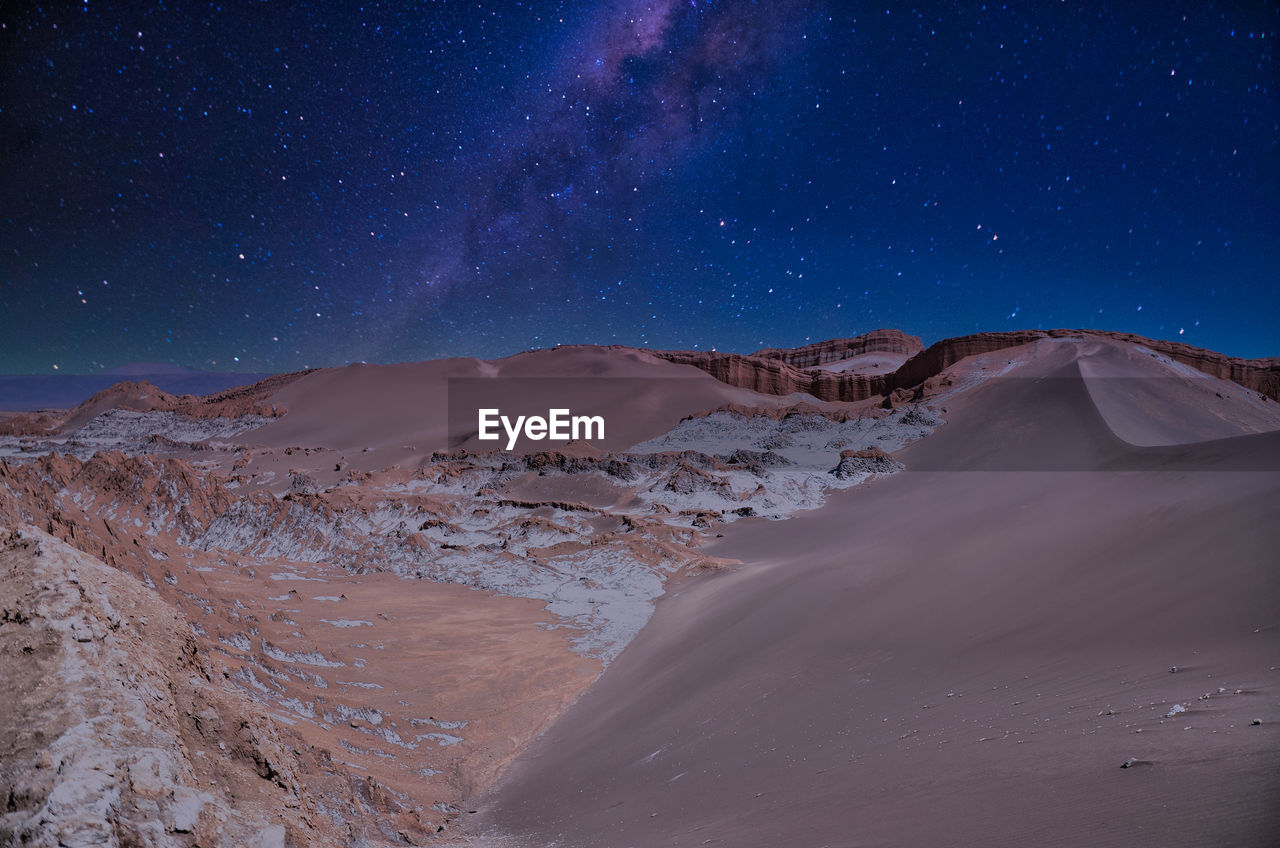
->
[{"left": 751, "top": 329, "right": 924, "bottom": 369}]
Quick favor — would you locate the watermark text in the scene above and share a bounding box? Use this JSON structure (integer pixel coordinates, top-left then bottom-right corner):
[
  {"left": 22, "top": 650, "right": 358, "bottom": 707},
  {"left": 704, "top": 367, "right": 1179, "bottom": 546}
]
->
[{"left": 477, "top": 408, "right": 605, "bottom": 450}]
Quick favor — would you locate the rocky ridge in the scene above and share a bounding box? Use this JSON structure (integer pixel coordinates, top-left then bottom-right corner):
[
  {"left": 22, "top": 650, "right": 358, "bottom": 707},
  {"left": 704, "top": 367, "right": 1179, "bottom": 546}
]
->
[
  {"left": 0, "top": 371, "right": 309, "bottom": 438},
  {"left": 0, "top": 526, "right": 351, "bottom": 847},
  {"left": 750, "top": 329, "right": 924, "bottom": 369}
]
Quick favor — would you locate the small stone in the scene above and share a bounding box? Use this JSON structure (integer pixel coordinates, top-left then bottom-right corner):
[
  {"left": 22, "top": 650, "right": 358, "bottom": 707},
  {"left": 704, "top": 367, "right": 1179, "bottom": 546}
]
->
[
  {"left": 1169, "top": 666, "right": 1178, "bottom": 673},
  {"left": 1120, "top": 757, "right": 1139, "bottom": 768},
  {"left": 1251, "top": 719, "right": 1262, "bottom": 726}
]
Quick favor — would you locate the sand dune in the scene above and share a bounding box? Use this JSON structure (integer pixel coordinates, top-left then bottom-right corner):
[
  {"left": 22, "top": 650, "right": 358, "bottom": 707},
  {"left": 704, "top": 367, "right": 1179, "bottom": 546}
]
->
[
  {"left": 470, "top": 337, "right": 1280, "bottom": 847},
  {"left": 241, "top": 346, "right": 797, "bottom": 475},
  {"left": 1078, "top": 340, "right": 1280, "bottom": 447}
]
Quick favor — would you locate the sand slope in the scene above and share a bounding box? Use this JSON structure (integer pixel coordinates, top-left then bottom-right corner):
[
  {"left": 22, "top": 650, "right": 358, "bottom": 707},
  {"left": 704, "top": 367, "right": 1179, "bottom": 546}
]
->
[
  {"left": 473, "top": 338, "right": 1280, "bottom": 847},
  {"left": 240, "top": 346, "right": 798, "bottom": 475}
]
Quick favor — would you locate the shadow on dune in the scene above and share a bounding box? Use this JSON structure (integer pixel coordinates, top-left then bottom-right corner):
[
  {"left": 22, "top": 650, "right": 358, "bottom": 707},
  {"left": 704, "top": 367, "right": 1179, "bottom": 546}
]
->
[
  {"left": 899, "top": 364, "right": 1280, "bottom": 472},
  {"left": 468, "top": 346, "right": 1280, "bottom": 848}
]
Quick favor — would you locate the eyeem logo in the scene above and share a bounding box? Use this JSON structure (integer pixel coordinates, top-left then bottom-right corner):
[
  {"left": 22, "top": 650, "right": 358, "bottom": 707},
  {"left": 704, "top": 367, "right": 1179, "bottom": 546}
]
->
[{"left": 478, "top": 408, "right": 605, "bottom": 451}]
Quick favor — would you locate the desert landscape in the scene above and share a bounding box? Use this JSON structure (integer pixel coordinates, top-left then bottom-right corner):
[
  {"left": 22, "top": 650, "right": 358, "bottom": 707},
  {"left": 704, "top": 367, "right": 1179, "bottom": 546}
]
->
[
  {"left": 0, "top": 328, "right": 1276, "bottom": 847},
  {"left": 5, "top": 0, "right": 1276, "bottom": 842}
]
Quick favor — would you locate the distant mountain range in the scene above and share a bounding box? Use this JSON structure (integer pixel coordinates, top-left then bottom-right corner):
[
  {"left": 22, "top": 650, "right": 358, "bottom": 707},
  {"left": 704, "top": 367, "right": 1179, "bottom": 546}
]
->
[{"left": 0, "top": 363, "right": 272, "bottom": 411}]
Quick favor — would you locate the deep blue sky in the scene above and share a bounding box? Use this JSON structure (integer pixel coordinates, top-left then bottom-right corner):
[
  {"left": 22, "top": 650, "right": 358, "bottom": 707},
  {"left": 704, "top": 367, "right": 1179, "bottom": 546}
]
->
[{"left": 2, "top": 1, "right": 1277, "bottom": 373}]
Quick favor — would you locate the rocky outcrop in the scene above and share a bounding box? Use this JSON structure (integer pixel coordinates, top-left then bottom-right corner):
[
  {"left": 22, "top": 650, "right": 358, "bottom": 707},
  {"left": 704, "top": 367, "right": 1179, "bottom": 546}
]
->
[
  {"left": 751, "top": 329, "right": 923, "bottom": 369},
  {"left": 0, "top": 381, "right": 183, "bottom": 436},
  {"left": 654, "top": 350, "right": 889, "bottom": 402},
  {"left": 0, "top": 527, "right": 333, "bottom": 847},
  {"left": 0, "top": 451, "right": 235, "bottom": 547},
  {"left": 0, "top": 411, "right": 60, "bottom": 438},
  {"left": 0, "top": 370, "right": 310, "bottom": 438},
  {"left": 165, "top": 369, "right": 312, "bottom": 420},
  {"left": 887, "top": 330, "right": 1052, "bottom": 391},
  {"left": 654, "top": 330, "right": 920, "bottom": 402},
  {"left": 657, "top": 329, "right": 1280, "bottom": 403},
  {"left": 829, "top": 447, "right": 904, "bottom": 479},
  {"left": 684, "top": 401, "right": 874, "bottom": 424}
]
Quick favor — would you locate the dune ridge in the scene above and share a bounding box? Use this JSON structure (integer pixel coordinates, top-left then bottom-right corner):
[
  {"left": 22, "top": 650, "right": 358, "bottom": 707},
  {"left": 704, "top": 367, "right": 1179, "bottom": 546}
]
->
[
  {"left": 655, "top": 328, "right": 1280, "bottom": 403},
  {"left": 472, "top": 334, "right": 1280, "bottom": 848}
]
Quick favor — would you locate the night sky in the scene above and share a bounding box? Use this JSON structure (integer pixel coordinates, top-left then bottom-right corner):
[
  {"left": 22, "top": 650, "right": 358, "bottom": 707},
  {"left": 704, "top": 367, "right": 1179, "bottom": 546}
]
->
[{"left": 2, "top": 1, "right": 1277, "bottom": 374}]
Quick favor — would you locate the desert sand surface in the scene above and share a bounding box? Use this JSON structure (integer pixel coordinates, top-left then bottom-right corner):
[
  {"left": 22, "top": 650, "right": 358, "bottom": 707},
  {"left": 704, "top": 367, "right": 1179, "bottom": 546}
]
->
[
  {"left": 468, "top": 337, "right": 1280, "bottom": 847},
  {"left": 2, "top": 329, "right": 1277, "bottom": 846},
  {"left": 241, "top": 346, "right": 790, "bottom": 469}
]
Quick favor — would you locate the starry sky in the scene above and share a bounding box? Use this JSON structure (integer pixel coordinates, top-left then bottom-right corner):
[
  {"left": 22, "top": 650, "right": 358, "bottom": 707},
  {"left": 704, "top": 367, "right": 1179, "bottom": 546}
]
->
[{"left": 2, "top": 1, "right": 1277, "bottom": 374}]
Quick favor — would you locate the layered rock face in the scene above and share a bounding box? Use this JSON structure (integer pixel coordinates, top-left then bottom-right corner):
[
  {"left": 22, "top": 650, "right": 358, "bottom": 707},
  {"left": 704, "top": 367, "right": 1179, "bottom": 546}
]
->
[
  {"left": 656, "top": 329, "right": 1280, "bottom": 403},
  {"left": 1101, "top": 331, "right": 1280, "bottom": 400},
  {"left": 751, "top": 329, "right": 924, "bottom": 369},
  {"left": 651, "top": 328, "right": 916, "bottom": 402},
  {"left": 652, "top": 350, "right": 870, "bottom": 401}
]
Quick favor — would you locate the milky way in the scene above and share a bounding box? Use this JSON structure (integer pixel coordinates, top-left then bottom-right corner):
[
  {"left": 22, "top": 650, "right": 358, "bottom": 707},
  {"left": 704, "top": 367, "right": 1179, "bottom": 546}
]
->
[
  {"left": 1, "top": 1, "right": 1277, "bottom": 373},
  {"left": 403, "top": 0, "right": 813, "bottom": 306}
]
